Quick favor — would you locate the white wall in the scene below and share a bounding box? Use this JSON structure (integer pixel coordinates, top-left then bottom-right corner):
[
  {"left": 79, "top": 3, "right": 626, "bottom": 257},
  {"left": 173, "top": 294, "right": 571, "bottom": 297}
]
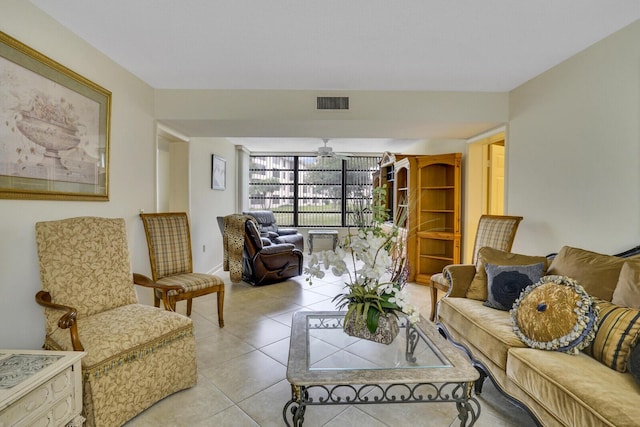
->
[
  {"left": 189, "top": 138, "right": 237, "bottom": 274},
  {"left": 156, "top": 136, "right": 170, "bottom": 212},
  {"left": 168, "top": 141, "right": 190, "bottom": 212},
  {"left": 508, "top": 20, "right": 640, "bottom": 256},
  {"left": 0, "top": 1, "right": 157, "bottom": 348}
]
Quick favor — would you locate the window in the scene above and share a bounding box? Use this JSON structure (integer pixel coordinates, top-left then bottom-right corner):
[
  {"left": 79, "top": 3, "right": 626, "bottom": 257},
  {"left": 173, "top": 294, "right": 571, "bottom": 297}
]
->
[{"left": 249, "top": 155, "right": 381, "bottom": 227}]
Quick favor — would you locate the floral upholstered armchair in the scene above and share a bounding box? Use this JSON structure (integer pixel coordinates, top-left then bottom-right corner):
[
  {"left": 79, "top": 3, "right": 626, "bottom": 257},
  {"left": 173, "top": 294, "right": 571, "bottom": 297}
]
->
[{"left": 34, "top": 217, "right": 197, "bottom": 427}]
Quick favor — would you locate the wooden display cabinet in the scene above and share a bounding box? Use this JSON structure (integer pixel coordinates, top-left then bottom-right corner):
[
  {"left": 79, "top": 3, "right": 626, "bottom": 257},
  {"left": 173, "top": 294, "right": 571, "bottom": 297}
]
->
[
  {"left": 374, "top": 152, "right": 461, "bottom": 285},
  {"left": 415, "top": 153, "right": 462, "bottom": 285},
  {"left": 392, "top": 156, "right": 417, "bottom": 282}
]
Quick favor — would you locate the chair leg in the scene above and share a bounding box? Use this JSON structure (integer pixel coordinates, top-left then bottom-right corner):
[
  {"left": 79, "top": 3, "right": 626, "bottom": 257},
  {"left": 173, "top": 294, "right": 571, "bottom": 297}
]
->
[
  {"left": 429, "top": 283, "right": 438, "bottom": 321},
  {"left": 153, "top": 290, "right": 160, "bottom": 308},
  {"left": 187, "top": 298, "right": 193, "bottom": 316},
  {"left": 217, "top": 290, "right": 225, "bottom": 328}
]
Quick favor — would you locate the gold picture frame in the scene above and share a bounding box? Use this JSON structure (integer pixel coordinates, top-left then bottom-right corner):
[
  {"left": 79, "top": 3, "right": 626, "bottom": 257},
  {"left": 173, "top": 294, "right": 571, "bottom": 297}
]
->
[{"left": 0, "top": 31, "right": 111, "bottom": 201}]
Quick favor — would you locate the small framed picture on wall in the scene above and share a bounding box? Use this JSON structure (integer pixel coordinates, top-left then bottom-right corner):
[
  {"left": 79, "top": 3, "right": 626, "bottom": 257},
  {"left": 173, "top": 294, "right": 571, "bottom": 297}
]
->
[{"left": 211, "top": 154, "right": 226, "bottom": 190}]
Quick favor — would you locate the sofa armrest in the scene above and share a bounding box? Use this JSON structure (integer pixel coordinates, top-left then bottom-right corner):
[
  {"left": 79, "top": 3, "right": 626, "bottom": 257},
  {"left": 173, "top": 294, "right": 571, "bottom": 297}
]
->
[
  {"left": 443, "top": 264, "right": 477, "bottom": 298},
  {"left": 277, "top": 227, "right": 298, "bottom": 236},
  {"left": 260, "top": 243, "right": 296, "bottom": 255}
]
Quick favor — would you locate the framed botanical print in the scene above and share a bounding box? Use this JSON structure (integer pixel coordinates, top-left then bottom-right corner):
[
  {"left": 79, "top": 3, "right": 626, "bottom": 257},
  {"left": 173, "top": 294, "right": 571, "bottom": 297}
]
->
[
  {"left": 0, "top": 31, "right": 111, "bottom": 201},
  {"left": 211, "top": 154, "right": 226, "bottom": 190}
]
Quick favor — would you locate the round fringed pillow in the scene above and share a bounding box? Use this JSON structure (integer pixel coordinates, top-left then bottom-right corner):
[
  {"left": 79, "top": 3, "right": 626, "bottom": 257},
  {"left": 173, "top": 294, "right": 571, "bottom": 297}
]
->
[{"left": 511, "top": 275, "right": 598, "bottom": 354}]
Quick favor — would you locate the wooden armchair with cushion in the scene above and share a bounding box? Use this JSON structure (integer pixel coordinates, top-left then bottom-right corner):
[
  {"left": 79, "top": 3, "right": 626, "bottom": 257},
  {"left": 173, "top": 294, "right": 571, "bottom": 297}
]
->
[
  {"left": 139, "top": 212, "right": 225, "bottom": 327},
  {"left": 35, "top": 216, "right": 196, "bottom": 427},
  {"left": 429, "top": 214, "right": 523, "bottom": 320}
]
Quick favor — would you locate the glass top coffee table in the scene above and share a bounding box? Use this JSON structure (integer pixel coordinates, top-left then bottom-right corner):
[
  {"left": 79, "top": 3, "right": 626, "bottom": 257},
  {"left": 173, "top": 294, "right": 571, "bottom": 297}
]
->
[{"left": 284, "top": 311, "right": 480, "bottom": 426}]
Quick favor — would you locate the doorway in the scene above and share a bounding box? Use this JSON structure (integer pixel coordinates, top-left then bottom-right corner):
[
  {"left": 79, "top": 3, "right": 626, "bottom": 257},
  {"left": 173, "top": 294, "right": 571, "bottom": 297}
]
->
[
  {"left": 463, "top": 130, "right": 506, "bottom": 263},
  {"left": 156, "top": 125, "right": 190, "bottom": 213},
  {"left": 487, "top": 141, "right": 505, "bottom": 215}
]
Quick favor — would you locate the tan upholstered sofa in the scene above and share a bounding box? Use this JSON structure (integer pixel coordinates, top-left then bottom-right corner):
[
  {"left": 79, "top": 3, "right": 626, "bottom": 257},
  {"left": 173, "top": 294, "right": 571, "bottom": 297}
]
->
[{"left": 436, "top": 245, "right": 640, "bottom": 427}]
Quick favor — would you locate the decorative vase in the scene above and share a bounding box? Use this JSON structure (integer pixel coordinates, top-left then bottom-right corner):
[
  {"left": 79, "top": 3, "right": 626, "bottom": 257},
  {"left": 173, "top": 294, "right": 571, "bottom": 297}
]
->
[
  {"left": 343, "top": 311, "right": 399, "bottom": 344},
  {"left": 16, "top": 112, "right": 81, "bottom": 173}
]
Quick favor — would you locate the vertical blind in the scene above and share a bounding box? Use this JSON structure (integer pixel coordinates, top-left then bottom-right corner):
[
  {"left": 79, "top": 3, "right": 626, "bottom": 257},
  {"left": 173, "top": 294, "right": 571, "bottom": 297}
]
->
[{"left": 249, "top": 155, "right": 381, "bottom": 227}]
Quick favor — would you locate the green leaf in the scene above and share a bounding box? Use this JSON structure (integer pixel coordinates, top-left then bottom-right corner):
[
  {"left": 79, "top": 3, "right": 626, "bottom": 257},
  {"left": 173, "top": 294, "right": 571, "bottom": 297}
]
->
[
  {"left": 379, "top": 300, "right": 397, "bottom": 309},
  {"left": 366, "top": 308, "right": 380, "bottom": 333}
]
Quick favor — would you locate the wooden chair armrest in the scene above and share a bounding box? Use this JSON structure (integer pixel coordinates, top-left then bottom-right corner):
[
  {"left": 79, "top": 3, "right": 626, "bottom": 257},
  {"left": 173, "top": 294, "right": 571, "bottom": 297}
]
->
[
  {"left": 132, "top": 273, "right": 184, "bottom": 311},
  {"left": 132, "top": 273, "right": 183, "bottom": 293},
  {"left": 443, "top": 264, "right": 477, "bottom": 298},
  {"left": 132, "top": 273, "right": 158, "bottom": 288},
  {"left": 34, "top": 291, "right": 84, "bottom": 351}
]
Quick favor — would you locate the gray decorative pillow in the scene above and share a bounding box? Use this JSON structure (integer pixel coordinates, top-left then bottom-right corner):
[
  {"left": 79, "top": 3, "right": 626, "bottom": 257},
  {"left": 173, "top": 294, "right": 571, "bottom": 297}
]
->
[{"left": 484, "top": 262, "right": 545, "bottom": 310}]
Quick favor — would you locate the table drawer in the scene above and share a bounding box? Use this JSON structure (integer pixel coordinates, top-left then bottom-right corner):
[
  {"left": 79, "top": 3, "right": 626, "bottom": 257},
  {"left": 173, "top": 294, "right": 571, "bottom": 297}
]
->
[{"left": 0, "top": 366, "right": 77, "bottom": 427}]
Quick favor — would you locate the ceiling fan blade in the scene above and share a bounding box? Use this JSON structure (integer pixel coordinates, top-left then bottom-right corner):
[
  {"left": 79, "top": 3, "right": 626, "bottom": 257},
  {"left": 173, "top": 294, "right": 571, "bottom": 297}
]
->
[{"left": 314, "top": 138, "right": 353, "bottom": 159}]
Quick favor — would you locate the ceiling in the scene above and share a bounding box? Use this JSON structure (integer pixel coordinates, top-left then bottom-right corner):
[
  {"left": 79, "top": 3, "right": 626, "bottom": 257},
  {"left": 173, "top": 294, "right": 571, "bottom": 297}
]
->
[{"left": 27, "top": 1, "right": 640, "bottom": 152}]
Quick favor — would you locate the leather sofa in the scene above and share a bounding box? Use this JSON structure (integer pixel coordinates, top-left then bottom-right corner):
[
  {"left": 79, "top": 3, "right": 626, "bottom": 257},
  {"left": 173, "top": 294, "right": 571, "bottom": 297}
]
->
[
  {"left": 243, "top": 210, "right": 304, "bottom": 252},
  {"left": 436, "top": 245, "right": 640, "bottom": 427},
  {"left": 243, "top": 218, "right": 303, "bottom": 286}
]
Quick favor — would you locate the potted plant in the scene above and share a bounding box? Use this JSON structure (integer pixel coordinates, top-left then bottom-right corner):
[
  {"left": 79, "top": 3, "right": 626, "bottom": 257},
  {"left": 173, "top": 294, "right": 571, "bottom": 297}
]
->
[{"left": 305, "top": 186, "right": 419, "bottom": 344}]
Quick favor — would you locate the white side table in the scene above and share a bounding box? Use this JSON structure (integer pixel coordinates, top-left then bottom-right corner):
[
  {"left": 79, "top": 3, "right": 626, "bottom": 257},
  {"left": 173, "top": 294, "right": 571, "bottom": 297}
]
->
[
  {"left": 0, "top": 349, "right": 85, "bottom": 427},
  {"left": 307, "top": 229, "right": 339, "bottom": 255}
]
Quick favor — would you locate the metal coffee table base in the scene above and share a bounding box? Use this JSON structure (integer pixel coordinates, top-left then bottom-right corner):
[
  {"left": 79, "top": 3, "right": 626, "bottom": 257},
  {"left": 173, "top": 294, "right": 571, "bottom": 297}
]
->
[
  {"left": 283, "top": 381, "right": 480, "bottom": 426},
  {"left": 284, "top": 312, "right": 480, "bottom": 426}
]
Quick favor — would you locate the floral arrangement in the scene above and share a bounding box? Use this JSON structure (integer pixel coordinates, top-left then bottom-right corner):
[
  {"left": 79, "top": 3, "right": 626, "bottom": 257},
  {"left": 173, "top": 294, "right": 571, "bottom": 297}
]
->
[{"left": 305, "top": 186, "right": 420, "bottom": 333}]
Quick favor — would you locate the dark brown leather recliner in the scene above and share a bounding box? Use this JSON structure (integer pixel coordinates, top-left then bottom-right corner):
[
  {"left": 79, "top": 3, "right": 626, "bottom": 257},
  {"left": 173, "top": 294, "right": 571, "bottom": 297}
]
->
[
  {"left": 242, "top": 218, "right": 303, "bottom": 286},
  {"left": 243, "top": 210, "right": 304, "bottom": 252}
]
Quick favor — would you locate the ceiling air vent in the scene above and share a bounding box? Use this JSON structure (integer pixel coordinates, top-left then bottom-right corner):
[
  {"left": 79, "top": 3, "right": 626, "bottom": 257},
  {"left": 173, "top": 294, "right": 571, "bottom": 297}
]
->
[{"left": 317, "top": 96, "right": 349, "bottom": 110}]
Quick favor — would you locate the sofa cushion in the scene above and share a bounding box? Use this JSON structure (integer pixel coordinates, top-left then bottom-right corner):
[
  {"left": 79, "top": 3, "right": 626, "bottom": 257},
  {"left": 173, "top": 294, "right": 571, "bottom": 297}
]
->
[
  {"left": 466, "top": 247, "right": 547, "bottom": 301},
  {"left": 484, "top": 262, "right": 544, "bottom": 311},
  {"left": 507, "top": 347, "right": 640, "bottom": 427},
  {"left": 588, "top": 299, "right": 640, "bottom": 372},
  {"left": 511, "top": 275, "right": 598, "bottom": 354},
  {"left": 612, "top": 260, "right": 640, "bottom": 309},
  {"left": 547, "top": 246, "right": 629, "bottom": 301},
  {"left": 47, "top": 304, "right": 193, "bottom": 377},
  {"left": 629, "top": 343, "right": 640, "bottom": 385},
  {"left": 438, "top": 297, "right": 527, "bottom": 370}
]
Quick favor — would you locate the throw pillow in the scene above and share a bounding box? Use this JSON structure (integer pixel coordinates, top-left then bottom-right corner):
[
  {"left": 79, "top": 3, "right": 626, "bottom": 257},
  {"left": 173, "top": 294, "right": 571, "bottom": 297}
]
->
[
  {"left": 588, "top": 299, "right": 640, "bottom": 372},
  {"left": 466, "top": 247, "right": 548, "bottom": 301},
  {"left": 547, "top": 246, "right": 632, "bottom": 301},
  {"left": 483, "top": 263, "right": 545, "bottom": 311},
  {"left": 511, "top": 275, "right": 598, "bottom": 354},
  {"left": 628, "top": 343, "right": 640, "bottom": 386},
  {"left": 612, "top": 261, "right": 640, "bottom": 309}
]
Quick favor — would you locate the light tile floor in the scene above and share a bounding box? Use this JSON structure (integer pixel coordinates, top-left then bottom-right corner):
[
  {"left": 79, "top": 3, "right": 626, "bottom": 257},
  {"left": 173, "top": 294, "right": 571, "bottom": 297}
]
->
[{"left": 125, "top": 259, "right": 538, "bottom": 426}]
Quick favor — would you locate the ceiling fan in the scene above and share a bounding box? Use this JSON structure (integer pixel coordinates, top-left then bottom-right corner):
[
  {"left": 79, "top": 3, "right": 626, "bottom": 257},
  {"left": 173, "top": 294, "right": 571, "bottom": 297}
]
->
[{"left": 314, "top": 139, "right": 352, "bottom": 160}]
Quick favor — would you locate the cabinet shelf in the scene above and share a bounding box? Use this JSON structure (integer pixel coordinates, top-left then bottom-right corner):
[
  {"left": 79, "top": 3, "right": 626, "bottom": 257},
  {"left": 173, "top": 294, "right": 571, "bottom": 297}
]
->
[
  {"left": 420, "top": 254, "right": 455, "bottom": 262},
  {"left": 422, "top": 186, "right": 455, "bottom": 190},
  {"left": 418, "top": 230, "right": 454, "bottom": 237},
  {"left": 415, "top": 153, "right": 462, "bottom": 285}
]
